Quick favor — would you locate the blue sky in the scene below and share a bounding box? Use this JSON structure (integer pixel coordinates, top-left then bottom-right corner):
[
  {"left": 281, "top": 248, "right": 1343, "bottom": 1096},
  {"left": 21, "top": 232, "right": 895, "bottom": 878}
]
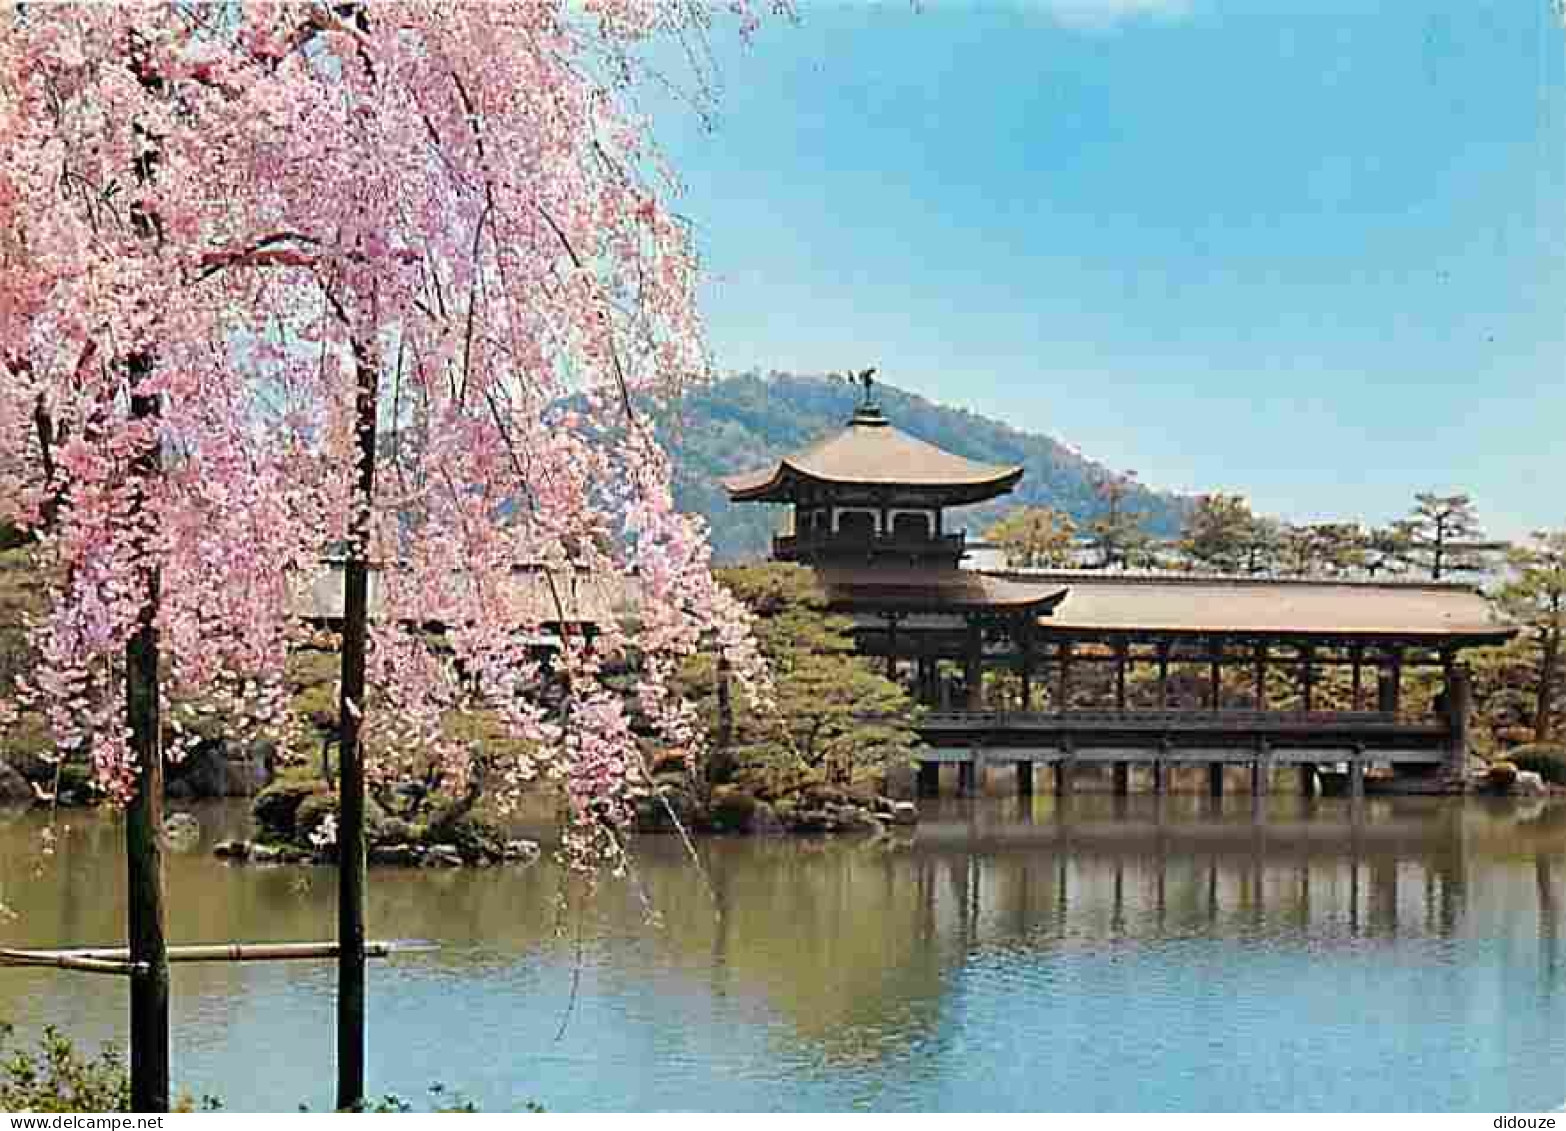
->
[{"left": 654, "top": 1, "right": 1566, "bottom": 538}]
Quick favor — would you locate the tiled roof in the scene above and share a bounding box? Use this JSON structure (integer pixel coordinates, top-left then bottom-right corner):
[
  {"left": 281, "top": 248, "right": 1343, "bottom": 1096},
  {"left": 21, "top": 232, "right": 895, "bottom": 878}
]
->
[
  {"left": 817, "top": 565, "right": 1068, "bottom": 612},
  {"left": 292, "top": 562, "right": 636, "bottom": 627},
  {"left": 993, "top": 569, "right": 1513, "bottom": 641},
  {"left": 723, "top": 406, "right": 1022, "bottom": 505}
]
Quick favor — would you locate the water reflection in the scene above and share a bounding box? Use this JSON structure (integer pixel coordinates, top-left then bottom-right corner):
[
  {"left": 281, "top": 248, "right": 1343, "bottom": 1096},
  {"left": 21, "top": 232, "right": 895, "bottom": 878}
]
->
[{"left": 1, "top": 796, "right": 1564, "bottom": 1111}]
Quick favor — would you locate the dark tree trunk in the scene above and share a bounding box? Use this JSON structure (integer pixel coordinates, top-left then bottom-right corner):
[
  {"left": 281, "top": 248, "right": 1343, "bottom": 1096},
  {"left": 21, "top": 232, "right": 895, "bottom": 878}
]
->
[
  {"left": 336, "top": 347, "right": 379, "bottom": 1111},
  {"left": 125, "top": 380, "right": 169, "bottom": 1114}
]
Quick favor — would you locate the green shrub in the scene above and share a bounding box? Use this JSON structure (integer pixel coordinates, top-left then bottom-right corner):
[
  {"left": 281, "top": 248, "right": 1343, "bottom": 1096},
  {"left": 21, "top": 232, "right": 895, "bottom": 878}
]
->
[
  {"left": 0, "top": 1024, "right": 129, "bottom": 1112},
  {"left": 1510, "top": 744, "right": 1566, "bottom": 785}
]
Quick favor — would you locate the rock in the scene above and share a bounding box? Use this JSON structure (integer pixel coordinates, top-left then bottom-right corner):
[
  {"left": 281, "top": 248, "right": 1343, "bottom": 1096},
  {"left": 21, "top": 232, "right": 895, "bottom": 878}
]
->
[
  {"left": 371, "top": 816, "right": 419, "bottom": 847},
  {"left": 1515, "top": 770, "right": 1547, "bottom": 796},
  {"left": 428, "top": 814, "right": 505, "bottom": 864},
  {"left": 249, "top": 842, "right": 281, "bottom": 863},
  {"left": 163, "top": 812, "right": 202, "bottom": 851},
  {"left": 750, "top": 801, "right": 786, "bottom": 837},
  {"left": 0, "top": 760, "right": 32, "bottom": 805},
  {"left": 370, "top": 842, "right": 421, "bottom": 867},
  {"left": 213, "top": 839, "right": 251, "bottom": 860},
  {"left": 501, "top": 838, "right": 541, "bottom": 863},
  {"left": 708, "top": 786, "right": 759, "bottom": 833},
  {"left": 1488, "top": 761, "right": 1519, "bottom": 789},
  {"left": 253, "top": 780, "right": 326, "bottom": 840},
  {"left": 881, "top": 763, "right": 917, "bottom": 801},
  {"left": 889, "top": 800, "right": 918, "bottom": 826},
  {"left": 424, "top": 843, "right": 463, "bottom": 868}
]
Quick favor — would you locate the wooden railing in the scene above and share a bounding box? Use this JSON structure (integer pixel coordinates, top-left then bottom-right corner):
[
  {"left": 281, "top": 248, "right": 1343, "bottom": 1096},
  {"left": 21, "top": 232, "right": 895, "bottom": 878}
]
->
[
  {"left": 917, "top": 708, "right": 1439, "bottom": 732},
  {"left": 774, "top": 530, "right": 966, "bottom": 559}
]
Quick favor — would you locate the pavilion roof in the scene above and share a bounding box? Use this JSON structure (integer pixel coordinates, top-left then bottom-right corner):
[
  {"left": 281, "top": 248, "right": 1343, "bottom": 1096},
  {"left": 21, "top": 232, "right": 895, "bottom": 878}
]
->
[
  {"left": 293, "top": 561, "right": 636, "bottom": 629},
  {"left": 993, "top": 569, "right": 1514, "bottom": 644},
  {"left": 723, "top": 404, "right": 1023, "bottom": 506},
  {"left": 817, "top": 565, "right": 1068, "bottom": 614}
]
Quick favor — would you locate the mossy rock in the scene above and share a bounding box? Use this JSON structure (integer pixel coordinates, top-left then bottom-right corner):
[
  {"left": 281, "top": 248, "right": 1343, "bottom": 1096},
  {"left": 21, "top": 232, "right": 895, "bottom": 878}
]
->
[
  {"left": 1487, "top": 760, "right": 1519, "bottom": 788},
  {"left": 1509, "top": 744, "right": 1566, "bottom": 786},
  {"left": 294, "top": 792, "right": 388, "bottom": 844},
  {"left": 426, "top": 813, "right": 506, "bottom": 863},
  {"left": 252, "top": 779, "right": 328, "bottom": 840},
  {"left": 707, "top": 786, "right": 759, "bottom": 833}
]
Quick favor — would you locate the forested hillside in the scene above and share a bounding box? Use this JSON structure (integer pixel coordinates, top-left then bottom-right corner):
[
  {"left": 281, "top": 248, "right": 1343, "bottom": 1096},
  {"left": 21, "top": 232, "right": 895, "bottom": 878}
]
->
[{"left": 663, "top": 371, "right": 1191, "bottom": 561}]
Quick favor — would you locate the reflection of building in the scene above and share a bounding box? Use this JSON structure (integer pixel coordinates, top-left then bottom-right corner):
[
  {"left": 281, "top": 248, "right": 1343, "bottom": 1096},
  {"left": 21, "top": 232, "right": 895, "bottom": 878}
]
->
[{"left": 724, "top": 396, "right": 1515, "bottom": 797}]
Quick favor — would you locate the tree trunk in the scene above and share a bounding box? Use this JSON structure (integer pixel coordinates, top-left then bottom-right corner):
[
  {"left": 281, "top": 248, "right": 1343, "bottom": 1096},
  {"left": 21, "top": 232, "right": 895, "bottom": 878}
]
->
[
  {"left": 336, "top": 347, "right": 379, "bottom": 1112},
  {"left": 1536, "top": 629, "right": 1559, "bottom": 744},
  {"left": 125, "top": 382, "right": 169, "bottom": 1114}
]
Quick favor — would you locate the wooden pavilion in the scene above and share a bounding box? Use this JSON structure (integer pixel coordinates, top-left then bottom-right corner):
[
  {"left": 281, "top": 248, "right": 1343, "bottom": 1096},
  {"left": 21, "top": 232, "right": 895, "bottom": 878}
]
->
[{"left": 724, "top": 392, "right": 1516, "bottom": 797}]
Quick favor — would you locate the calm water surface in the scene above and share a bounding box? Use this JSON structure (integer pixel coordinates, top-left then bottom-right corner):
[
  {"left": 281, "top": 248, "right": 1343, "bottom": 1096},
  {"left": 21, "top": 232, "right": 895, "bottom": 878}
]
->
[{"left": 2, "top": 795, "right": 1564, "bottom": 1112}]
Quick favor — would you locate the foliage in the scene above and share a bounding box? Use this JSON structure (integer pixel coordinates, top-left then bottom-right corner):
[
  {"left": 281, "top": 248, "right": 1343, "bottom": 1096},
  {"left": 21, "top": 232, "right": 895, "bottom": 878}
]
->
[
  {"left": 679, "top": 564, "right": 920, "bottom": 791},
  {"left": 1508, "top": 744, "right": 1566, "bottom": 785},
  {"left": 1085, "top": 469, "right": 1158, "bottom": 569},
  {"left": 1405, "top": 493, "right": 1489, "bottom": 580},
  {"left": 0, "top": 1024, "right": 130, "bottom": 1113},
  {"left": 985, "top": 506, "right": 1077, "bottom": 568},
  {"left": 1178, "top": 493, "right": 1264, "bottom": 573},
  {"left": 1276, "top": 522, "right": 1366, "bottom": 578},
  {"left": 1496, "top": 530, "right": 1566, "bottom": 743}
]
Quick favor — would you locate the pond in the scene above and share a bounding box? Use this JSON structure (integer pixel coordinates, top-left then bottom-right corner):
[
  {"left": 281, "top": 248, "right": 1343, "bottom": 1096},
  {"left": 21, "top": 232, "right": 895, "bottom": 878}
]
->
[{"left": 2, "top": 794, "right": 1564, "bottom": 1112}]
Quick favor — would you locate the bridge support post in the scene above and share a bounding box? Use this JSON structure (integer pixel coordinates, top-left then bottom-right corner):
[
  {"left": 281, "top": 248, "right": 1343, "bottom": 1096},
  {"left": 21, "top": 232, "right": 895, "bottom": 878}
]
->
[
  {"left": 1298, "top": 764, "right": 1316, "bottom": 797},
  {"left": 1113, "top": 762, "right": 1129, "bottom": 796},
  {"left": 1207, "top": 762, "right": 1224, "bottom": 798},
  {"left": 917, "top": 762, "right": 940, "bottom": 799},
  {"left": 1017, "top": 760, "right": 1034, "bottom": 797},
  {"left": 1151, "top": 759, "right": 1167, "bottom": 796},
  {"left": 1349, "top": 753, "right": 1366, "bottom": 800},
  {"left": 1252, "top": 742, "right": 1270, "bottom": 796},
  {"left": 957, "top": 758, "right": 977, "bottom": 798},
  {"left": 1443, "top": 660, "right": 1472, "bottom": 778}
]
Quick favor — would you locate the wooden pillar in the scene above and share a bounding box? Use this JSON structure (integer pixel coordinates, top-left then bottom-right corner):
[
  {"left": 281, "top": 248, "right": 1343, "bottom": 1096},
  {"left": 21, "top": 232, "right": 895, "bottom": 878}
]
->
[
  {"left": 1252, "top": 741, "right": 1270, "bottom": 795},
  {"left": 1208, "top": 762, "right": 1224, "bottom": 797},
  {"left": 1114, "top": 642, "right": 1128, "bottom": 711},
  {"left": 1301, "top": 644, "right": 1315, "bottom": 713},
  {"left": 1350, "top": 745, "right": 1366, "bottom": 799},
  {"left": 1388, "top": 647, "right": 1404, "bottom": 714},
  {"left": 1209, "top": 647, "right": 1222, "bottom": 712},
  {"left": 1057, "top": 640, "right": 1074, "bottom": 712},
  {"left": 1298, "top": 763, "right": 1316, "bottom": 797},
  {"left": 1017, "top": 759, "right": 1034, "bottom": 797},
  {"left": 1152, "top": 741, "right": 1170, "bottom": 795},
  {"left": 1444, "top": 660, "right": 1472, "bottom": 776},
  {"left": 1254, "top": 642, "right": 1267, "bottom": 710},
  {"left": 1350, "top": 645, "right": 1364, "bottom": 711},
  {"left": 1113, "top": 762, "right": 1129, "bottom": 796},
  {"left": 885, "top": 614, "right": 899, "bottom": 681},
  {"left": 918, "top": 761, "right": 941, "bottom": 798},
  {"left": 1156, "top": 641, "right": 1170, "bottom": 709},
  {"left": 957, "top": 758, "right": 977, "bottom": 797},
  {"left": 965, "top": 619, "right": 983, "bottom": 711},
  {"left": 1019, "top": 632, "right": 1034, "bottom": 713}
]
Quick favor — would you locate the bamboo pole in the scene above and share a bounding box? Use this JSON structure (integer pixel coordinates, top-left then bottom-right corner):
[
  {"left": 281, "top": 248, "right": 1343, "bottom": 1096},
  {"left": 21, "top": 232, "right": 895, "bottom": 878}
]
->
[{"left": 0, "top": 940, "right": 434, "bottom": 976}]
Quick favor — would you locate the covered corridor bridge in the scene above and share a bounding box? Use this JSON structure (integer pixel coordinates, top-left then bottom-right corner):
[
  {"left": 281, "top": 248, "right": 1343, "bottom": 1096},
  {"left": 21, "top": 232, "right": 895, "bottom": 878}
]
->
[{"left": 847, "top": 569, "right": 1514, "bottom": 797}]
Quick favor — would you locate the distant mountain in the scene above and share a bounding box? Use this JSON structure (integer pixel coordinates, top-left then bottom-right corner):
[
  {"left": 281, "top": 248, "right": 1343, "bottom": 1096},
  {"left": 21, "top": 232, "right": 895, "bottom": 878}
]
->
[{"left": 664, "top": 371, "right": 1192, "bottom": 562}]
